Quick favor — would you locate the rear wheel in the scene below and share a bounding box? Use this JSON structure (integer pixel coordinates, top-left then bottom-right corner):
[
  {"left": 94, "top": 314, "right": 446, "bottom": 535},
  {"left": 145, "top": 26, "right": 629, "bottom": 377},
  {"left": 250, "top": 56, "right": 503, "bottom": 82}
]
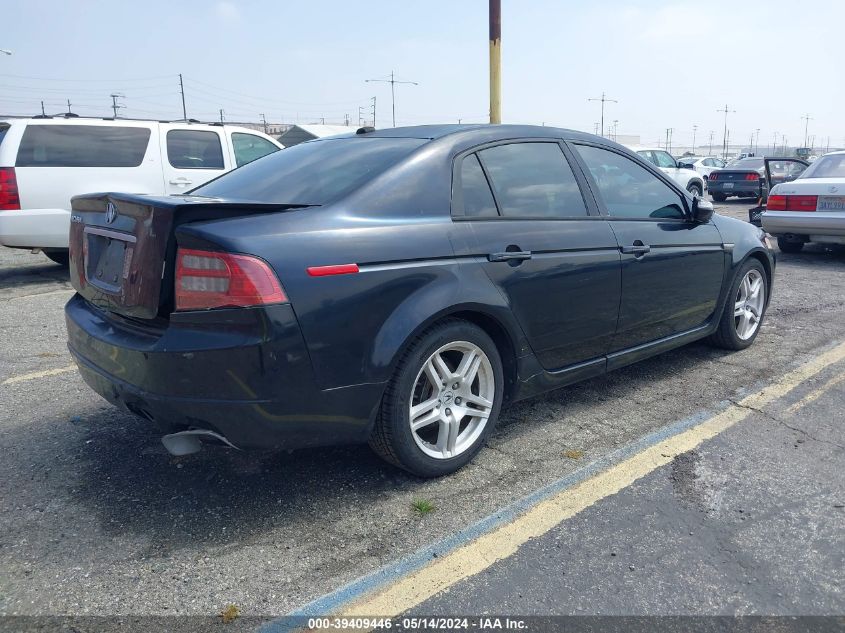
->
[
  {"left": 708, "top": 259, "right": 768, "bottom": 350},
  {"left": 777, "top": 237, "right": 805, "bottom": 253},
  {"left": 44, "top": 251, "right": 69, "bottom": 267},
  {"left": 687, "top": 182, "right": 703, "bottom": 198},
  {"left": 711, "top": 192, "right": 727, "bottom": 202},
  {"left": 369, "top": 319, "right": 503, "bottom": 477}
]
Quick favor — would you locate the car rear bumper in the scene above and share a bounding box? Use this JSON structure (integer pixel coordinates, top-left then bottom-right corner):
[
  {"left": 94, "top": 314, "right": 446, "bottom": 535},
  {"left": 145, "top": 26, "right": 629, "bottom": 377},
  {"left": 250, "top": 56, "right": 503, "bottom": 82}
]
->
[
  {"left": 65, "top": 294, "right": 383, "bottom": 450},
  {"left": 762, "top": 211, "right": 845, "bottom": 241},
  {"left": 0, "top": 208, "right": 70, "bottom": 249},
  {"left": 709, "top": 182, "right": 763, "bottom": 197}
]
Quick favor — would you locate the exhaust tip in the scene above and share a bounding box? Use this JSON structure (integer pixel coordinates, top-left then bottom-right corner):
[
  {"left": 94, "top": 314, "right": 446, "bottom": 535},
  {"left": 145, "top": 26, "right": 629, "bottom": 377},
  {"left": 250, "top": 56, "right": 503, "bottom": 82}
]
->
[{"left": 161, "top": 429, "right": 240, "bottom": 456}]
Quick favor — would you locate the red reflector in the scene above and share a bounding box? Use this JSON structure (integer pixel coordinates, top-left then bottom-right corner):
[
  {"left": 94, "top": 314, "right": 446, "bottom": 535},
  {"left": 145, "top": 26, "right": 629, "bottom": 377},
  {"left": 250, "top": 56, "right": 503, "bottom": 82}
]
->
[
  {"left": 766, "top": 194, "right": 817, "bottom": 212},
  {"left": 745, "top": 172, "right": 760, "bottom": 181},
  {"left": 307, "top": 264, "right": 359, "bottom": 277},
  {"left": 0, "top": 167, "right": 21, "bottom": 211},
  {"left": 175, "top": 248, "right": 287, "bottom": 311}
]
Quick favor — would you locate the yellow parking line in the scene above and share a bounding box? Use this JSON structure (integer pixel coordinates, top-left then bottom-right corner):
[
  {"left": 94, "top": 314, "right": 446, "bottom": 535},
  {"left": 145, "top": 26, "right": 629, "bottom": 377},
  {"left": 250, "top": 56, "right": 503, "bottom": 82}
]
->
[
  {"left": 341, "top": 341, "right": 845, "bottom": 617},
  {"left": 2, "top": 365, "right": 77, "bottom": 386},
  {"left": 784, "top": 371, "right": 845, "bottom": 416}
]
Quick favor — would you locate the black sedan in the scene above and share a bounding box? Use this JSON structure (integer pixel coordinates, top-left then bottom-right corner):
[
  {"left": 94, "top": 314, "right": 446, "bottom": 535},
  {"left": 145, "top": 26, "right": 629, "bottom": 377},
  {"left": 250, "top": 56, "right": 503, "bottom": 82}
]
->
[
  {"left": 709, "top": 157, "right": 808, "bottom": 202},
  {"left": 66, "top": 125, "right": 775, "bottom": 477}
]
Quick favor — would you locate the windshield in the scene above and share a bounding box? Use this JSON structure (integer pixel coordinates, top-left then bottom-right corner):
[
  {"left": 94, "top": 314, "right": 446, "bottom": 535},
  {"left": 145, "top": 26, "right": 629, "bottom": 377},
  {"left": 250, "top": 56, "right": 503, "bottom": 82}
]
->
[
  {"left": 191, "top": 136, "right": 426, "bottom": 204},
  {"left": 799, "top": 154, "right": 845, "bottom": 179}
]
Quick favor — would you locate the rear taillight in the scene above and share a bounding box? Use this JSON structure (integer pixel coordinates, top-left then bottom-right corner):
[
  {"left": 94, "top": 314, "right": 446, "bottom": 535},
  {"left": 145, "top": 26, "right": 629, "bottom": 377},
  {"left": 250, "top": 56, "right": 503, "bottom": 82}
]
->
[
  {"left": 745, "top": 173, "right": 760, "bottom": 181},
  {"left": 767, "top": 194, "right": 817, "bottom": 212},
  {"left": 709, "top": 173, "right": 718, "bottom": 181},
  {"left": 175, "top": 248, "right": 287, "bottom": 311},
  {"left": 0, "top": 167, "right": 20, "bottom": 210}
]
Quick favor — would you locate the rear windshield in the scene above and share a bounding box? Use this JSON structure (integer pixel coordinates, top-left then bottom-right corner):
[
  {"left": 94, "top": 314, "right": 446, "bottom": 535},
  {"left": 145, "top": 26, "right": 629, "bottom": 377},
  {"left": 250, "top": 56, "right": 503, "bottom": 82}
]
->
[
  {"left": 16, "top": 125, "right": 151, "bottom": 167},
  {"left": 799, "top": 154, "right": 845, "bottom": 179},
  {"left": 191, "top": 137, "right": 426, "bottom": 205},
  {"left": 728, "top": 158, "right": 764, "bottom": 169}
]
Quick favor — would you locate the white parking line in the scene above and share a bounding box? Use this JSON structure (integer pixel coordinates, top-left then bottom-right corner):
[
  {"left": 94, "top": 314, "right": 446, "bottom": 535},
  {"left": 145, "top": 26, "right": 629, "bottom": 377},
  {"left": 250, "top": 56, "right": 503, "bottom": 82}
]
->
[{"left": 2, "top": 365, "right": 77, "bottom": 386}]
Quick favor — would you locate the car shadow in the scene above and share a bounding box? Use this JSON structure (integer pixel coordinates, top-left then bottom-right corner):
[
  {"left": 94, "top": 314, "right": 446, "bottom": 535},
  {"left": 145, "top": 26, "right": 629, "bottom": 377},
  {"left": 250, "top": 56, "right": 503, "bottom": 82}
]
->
[
  {"left": 2, "top": 338, "right": 735, "bottom": 561},
  {"left": 0, "top": 262, "right": 70, "bottom": 288}
]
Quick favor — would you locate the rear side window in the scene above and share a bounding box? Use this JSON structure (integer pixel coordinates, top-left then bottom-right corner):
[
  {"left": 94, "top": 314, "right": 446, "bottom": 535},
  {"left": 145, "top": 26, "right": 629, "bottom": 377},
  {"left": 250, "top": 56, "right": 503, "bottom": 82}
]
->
[
  {"left": 16, "top": 125, "right": 151, "bottom": 167},
  {"left": 191, "top": 137, "right": 425, "bottom": 205},
  {"left": 653, "top": 151, "right": 677, "bottom": 168},
  {"left": 477, "top": 142, "right": 588, "bottom": 218},
  {"left": 166, "top": 130, "right": 224, "bottom": 170},
  {"left": 232, "top": 132, "right": 279, "bottom": 167},
  {"left": 459, "top": 154, "right": 498, "bottom": 217}
]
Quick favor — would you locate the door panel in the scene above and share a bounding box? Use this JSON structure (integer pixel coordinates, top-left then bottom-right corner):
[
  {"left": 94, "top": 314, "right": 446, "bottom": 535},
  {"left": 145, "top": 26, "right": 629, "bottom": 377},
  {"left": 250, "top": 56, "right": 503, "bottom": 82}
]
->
[{"left": 159, "top": 125, "right": 230, "bottom": 195}]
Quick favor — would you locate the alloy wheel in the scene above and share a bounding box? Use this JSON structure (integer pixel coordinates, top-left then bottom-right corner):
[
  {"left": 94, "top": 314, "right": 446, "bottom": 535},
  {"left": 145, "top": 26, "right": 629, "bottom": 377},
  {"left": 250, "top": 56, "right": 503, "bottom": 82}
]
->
[
  {"left": 409, "top": 341, "right": 495, "bottom": 459},
  {"left": 734, "top": 269, "right": 765, "bottom": 340}
]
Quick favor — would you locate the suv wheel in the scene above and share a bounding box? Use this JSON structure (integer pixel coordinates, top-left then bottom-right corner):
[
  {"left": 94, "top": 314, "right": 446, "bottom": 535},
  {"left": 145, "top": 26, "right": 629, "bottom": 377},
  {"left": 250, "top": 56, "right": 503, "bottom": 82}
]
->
[
  {"left": 369, "top": 319, "right": 503, "bottom": 477},
  {"left": 708, "top": 259, "right": 768, "bottom": 350}
]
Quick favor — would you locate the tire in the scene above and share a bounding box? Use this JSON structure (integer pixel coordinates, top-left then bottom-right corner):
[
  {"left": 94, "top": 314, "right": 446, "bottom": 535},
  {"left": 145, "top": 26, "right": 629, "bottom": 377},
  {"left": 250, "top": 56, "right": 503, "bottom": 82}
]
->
[
  {"left": 708, "top": 259, "right": 768, "bottom": 351},
  {"left": 369, "top": 319, "right": 504, "bottom": 477},
  {"left": 711, "top": 192, "right": 727, "bottom": 202},
  {"left": 777, "top": 237, "right": 805, "bottom": 253},
  {"left": 687, "top": 182, "right": 703, "bottom": 198},
  {"left": 44, "top": 251, "right": 69, "bottom": 267}
]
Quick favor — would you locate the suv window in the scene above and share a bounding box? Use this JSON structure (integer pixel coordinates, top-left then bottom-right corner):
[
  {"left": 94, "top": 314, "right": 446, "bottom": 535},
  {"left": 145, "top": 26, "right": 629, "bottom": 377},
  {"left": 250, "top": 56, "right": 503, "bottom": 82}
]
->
[
  {"left": 575, "top": 145, "right": 687, "bottom": 220},
  {"left": 232, "top": 133, "right": 279, "bottom": 167},
  {"left": 459, "top": 153, "right": 498, "bottom": 217},
  {"left": 653, "top": 151, "right": 677, "bottom": 168},
  {"left": 703, "top": 158, "right": 715, "bottom": 167},
  {"left": 477, "top": 142, "right": 587, "bottom": 218},
  {"left": 636, "top": 150, "right": 656, "bottom": 166},
  {"left": 16, "top": 125, "right": 151, "bottom": 167},
  {"left": 166, "top": 130, "right": 224, "bottom": 170}
]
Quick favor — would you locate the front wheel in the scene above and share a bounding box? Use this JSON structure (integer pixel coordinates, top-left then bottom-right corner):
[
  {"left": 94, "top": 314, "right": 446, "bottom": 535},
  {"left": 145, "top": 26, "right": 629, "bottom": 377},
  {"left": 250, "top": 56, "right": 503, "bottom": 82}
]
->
[
  {"left": 687, "top": 183, "right": 703, "bottom": 198},
  {"left": 369, "top": 319, "right": 503, "bottom": 477},
  {"left": 708, "top": 260, "right": 768, "bottom": 350}
]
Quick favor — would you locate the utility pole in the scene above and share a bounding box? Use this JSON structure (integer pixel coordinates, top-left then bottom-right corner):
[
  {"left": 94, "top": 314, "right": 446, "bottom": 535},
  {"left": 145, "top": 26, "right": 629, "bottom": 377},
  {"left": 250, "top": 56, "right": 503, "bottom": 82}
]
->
[
  {"left": 612, "top": 119, "right": 619, "bottom": 141},
  {"left": 66, "top": 99, "right": 72, "bottom": 115},
  {"left": 772, "top": 132, "right": 778, "bottom": 156},
  {"left": 110, "top": 93, "right": 125, "bottom": 119},
  {"left": 219, "top": 109, "right": 224, "bottom": 123},
  {"left": 371, "top": 96, "right": 377, "bottom": 128},
  {"left": 801, "top": 113, "right": 812, "bottom": 148},
  {"left": 708, "top": 130, "right": 715, "bottom": 156},
  {"left": 365, "top": 71, "right": 418, "bottom": 127},
  {"left": 665, "top": 128, "right": 674, "bottom": 154},
  {"left": 488, "top": 0, "right": 501, "bottom": 124},
  {"left": 717, "top": 104, "right": 735, "bottom": 160},
  {"left": 588, "top": 92, "right": 618, "bottom": 137},
  {"left": 179, "top": 73, "right": 187, "bottom": 120},
  {"left": 344, "top": 113, "right": 349, "bottom": 126},
  {"left": 726, "top": 129, "right": 731, "bottom": 159},
  {"left": 40, "top": 100, "right": 46, "bottom": 116},
  {"left": 692, "top": 124, "right": 698, "bottom": 154},
  {"left": 593, "top": 122, "right": 600, "bottom": 135},
  {"left": 358, "top": 106, "right": 365, "bottom": 126},
  {"left": 755, "top": 128, "right": 760, "bottom": 155},
  {"left": 260, "top": 113, "right": 267, "bottom": 133}
]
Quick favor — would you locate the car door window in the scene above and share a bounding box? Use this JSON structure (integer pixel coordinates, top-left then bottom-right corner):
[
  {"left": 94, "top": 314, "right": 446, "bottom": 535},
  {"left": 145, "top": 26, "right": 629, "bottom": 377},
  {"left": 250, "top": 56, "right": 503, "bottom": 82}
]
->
[
  {"left": 166, "top": 130, "right": 224, "bottom": 170},
  {"left": 703, "top": 158, "right": 715, "bottom": 167},
  {"left": 636, "top": 150, "right": 657, "bottom": 166},
  {"left": 458, "top": 153, "right": 498, "bottom": 217},
  {"left": 232, "top": 133, "right": 280, "bottom": 167},
  {"left": 575, "top": 145, "right": 687, "bottom": 220},
  {"left": 653, "top": 151, "right": 677, "bottom": 168},
  {"left": 477, "top": 142, "right": 587, "bottom": 218}
]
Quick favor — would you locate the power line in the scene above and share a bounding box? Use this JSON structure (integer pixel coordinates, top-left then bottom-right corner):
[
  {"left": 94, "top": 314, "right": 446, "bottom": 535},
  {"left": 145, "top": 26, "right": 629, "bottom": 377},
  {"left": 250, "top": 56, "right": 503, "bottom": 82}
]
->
[
  {"left": 588, "top": 92, "right": 617, "bottom": 137},
  {"left": 365, "top": 71, "right": 418, "bottom": 127}
]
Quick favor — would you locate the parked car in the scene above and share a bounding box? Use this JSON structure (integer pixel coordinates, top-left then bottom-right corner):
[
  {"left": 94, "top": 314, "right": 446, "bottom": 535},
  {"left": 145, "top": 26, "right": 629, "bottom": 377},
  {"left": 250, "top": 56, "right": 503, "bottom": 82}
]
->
[
  {"left": 0, "top": 116, "right": 283, "bottom": 265},
  {"left": 677, "top": 156, "right": 727, "bottom": 183},
  {"left": 628, "top": 146, "right": 705, "bottom": 197},
  {"left": 710, "top": 157, "right": 808, "bottom": 203},
  {"left": 762, "top": 152, "right": 845, "bottom": 252},
  {"left": 65, "top": 125, "right": 774, "bottom": 477}
]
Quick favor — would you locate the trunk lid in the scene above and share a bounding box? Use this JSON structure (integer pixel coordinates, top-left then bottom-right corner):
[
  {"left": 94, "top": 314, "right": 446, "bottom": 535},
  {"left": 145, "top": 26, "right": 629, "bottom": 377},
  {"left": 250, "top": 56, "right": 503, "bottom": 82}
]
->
[{"left": 69, "top": 193, "right": 307, "bottom": 319}]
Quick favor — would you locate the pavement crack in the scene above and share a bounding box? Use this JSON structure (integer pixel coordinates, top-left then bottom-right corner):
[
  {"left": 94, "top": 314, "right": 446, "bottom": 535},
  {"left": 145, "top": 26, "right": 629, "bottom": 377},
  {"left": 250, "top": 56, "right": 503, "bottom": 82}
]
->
[{"left": 728, "top": 399, "right": 845, "bottom": 451}]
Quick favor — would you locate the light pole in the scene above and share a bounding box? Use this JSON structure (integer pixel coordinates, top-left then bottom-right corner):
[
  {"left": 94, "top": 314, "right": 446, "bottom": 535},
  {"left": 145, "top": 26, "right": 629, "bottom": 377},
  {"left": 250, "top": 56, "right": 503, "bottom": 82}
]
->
[
  {"left": 692, "top": 124, "right": 697, "bottom": 154},
  {"left": 365, "top": 71, "right": 418, "bottom": 127},
  {"left": 755, "top": 128, "right": 760, "bottom": 155},
  {"left": 588, "top": 92, "right": 617, "bottom": 137},
  {"left": 801, "top": 113, "right": 813, "bottom": 148},
  {"left": 489, "top": 0, "right": 501, "bottom": 124},
  {"left": 717, "top": 104, "right": 735, "bottom": 160}
]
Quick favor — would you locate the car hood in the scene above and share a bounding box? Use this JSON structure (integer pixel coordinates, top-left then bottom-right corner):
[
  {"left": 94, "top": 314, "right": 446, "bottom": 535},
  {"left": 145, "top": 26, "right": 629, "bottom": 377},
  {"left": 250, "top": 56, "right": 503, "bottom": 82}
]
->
[{"left": 770, "top": 178, "right": 845, "bottom": 195}]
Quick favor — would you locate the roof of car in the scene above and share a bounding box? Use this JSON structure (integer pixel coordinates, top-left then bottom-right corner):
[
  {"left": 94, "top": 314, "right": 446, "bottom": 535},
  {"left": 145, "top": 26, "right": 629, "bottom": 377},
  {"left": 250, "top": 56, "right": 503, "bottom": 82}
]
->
[{"left": 364, "top": 123, "right": 595, "bottom": 142}]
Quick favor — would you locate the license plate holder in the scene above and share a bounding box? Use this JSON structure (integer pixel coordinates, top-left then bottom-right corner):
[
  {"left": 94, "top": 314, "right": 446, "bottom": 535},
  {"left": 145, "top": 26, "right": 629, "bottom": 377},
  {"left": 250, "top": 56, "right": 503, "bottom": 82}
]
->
[
  {"left": 724, "top": 183, "right": 734, "bottom": 189},
  {"left": 818, "top": 196, "right": 845, "bottom": 211},
  {"left": 84, "top": 227, "right": 136, "bottom": 294}
]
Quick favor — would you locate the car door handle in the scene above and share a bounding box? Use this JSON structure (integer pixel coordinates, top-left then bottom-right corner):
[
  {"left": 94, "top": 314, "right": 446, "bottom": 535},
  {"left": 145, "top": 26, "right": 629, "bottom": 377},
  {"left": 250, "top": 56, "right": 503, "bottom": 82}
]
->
[
  {"left": 488, "top": 251, "right": 532, "bottom": 262},
  {"left": 169, "top": 178, "right": 193, "bottom": 185},
  {"left": 620, "top": 244, "right": 651, "bottom": 256}
]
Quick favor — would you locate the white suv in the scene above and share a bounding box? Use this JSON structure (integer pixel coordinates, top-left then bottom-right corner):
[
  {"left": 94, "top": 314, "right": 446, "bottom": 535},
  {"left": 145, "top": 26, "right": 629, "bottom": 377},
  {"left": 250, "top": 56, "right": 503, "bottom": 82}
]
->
[
  {"left": 0, "top": 116, "right": 283, "bottom": 265},
  {"left": 628, "top": 146, "right": 705, "bottom": 198}
]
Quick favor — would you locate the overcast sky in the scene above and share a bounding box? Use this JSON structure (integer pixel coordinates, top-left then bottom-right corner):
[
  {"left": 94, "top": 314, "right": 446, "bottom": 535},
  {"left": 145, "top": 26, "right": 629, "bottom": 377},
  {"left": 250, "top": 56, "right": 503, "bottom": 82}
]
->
[{"left": 3, "top": 0, "right": 843, "bottom": 150}]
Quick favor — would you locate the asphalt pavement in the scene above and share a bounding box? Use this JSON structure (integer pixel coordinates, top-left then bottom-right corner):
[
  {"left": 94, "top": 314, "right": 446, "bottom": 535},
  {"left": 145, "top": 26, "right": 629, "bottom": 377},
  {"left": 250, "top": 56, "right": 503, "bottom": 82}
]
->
[{"left": 0, "top": 199, "right": 843, "bottom": 627}]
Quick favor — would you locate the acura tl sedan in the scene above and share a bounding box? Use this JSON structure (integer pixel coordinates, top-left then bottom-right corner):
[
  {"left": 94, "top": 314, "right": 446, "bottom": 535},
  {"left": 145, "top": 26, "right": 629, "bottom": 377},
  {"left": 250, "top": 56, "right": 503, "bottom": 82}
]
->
[{"left": 65, "top": 125, "right": 775, "bottom": 477}]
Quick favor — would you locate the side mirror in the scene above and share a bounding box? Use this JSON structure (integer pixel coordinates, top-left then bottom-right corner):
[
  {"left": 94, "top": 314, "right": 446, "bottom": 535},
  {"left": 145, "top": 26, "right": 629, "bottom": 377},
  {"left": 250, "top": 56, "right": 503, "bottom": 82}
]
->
[{"left": 692, "top": 196, "right": 714, "bottom": 223}]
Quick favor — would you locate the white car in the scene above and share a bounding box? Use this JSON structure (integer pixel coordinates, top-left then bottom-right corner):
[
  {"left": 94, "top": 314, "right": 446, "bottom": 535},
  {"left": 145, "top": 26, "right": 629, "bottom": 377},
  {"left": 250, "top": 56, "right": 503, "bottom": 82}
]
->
[
  {"left": 627, "top": 146, "right": 706, "bottom": 197},
  {"left": 677, "top": 156, "right": 727, "bottom": 183},
  {"left": 0, "top": 116, "right": 283, "bottom": 264},
  {"left": 762, "top": 151, "right": 845, "bottom": 253}
]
